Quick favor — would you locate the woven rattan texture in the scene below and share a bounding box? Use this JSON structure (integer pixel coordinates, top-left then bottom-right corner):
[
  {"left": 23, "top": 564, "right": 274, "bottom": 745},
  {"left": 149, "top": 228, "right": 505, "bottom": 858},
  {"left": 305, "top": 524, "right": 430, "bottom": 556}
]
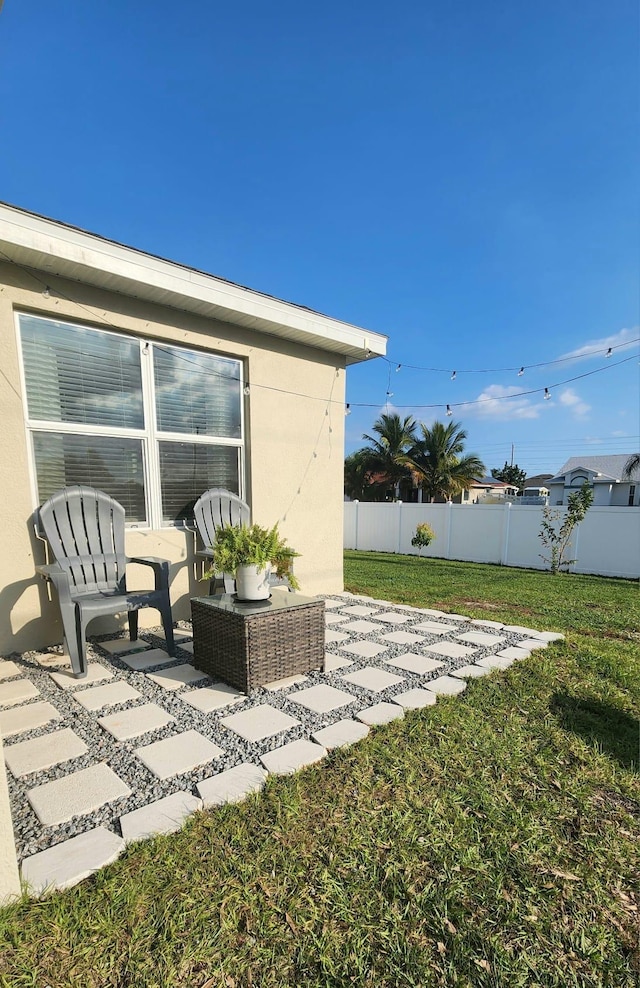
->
[{"left": 191, "top": 597, "right": 325, "bottom": 692}]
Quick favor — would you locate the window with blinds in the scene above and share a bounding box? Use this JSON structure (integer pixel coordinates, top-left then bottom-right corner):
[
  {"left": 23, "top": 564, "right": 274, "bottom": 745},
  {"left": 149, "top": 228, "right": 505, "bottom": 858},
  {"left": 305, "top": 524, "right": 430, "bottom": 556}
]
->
[{"left": 18, "top": 313, "right": 245, "bottom": 527}]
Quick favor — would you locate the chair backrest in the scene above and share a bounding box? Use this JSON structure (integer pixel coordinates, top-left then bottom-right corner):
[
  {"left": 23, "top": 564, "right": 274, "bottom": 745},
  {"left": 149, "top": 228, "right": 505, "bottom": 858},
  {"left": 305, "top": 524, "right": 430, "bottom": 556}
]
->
[
  {"left": 193, "top": 488, "right": 250, "bottom": 550},
  {"left": 37, "top": 486, "right": 127, "bottom": 594}
]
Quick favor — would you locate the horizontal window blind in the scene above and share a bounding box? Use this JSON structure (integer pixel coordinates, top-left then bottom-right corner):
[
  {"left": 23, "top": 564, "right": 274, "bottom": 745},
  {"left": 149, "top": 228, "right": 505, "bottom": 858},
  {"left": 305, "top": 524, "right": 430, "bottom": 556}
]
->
[
  {"left": 159, "top": 442, "right": 239, "bottom": 524},
  {"left": 20, "top": 313, "right": 244, "bottom": 528},
  {"left": 153, "top": 345, "right": 241, "bottom": 438},
  {"left": 32, "top": 433, "right": 146, "bottom": 523},
  {"left": 20, "top": 314, "right": 144, "bottom": 429}
]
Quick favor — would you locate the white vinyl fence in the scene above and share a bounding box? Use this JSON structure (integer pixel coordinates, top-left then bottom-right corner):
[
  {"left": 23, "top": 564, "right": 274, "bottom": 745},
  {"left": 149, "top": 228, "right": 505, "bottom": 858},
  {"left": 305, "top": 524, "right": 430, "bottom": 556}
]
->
[{"left": 344, "top": 502, "right": 640, "bottom": 579}]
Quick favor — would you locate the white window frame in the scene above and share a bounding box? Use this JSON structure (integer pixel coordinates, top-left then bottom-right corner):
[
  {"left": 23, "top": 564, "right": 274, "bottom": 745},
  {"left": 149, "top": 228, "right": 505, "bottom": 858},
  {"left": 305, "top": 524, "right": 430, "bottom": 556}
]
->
[{"left": 15, "top": 311, "right": 245, "bottom": 529}]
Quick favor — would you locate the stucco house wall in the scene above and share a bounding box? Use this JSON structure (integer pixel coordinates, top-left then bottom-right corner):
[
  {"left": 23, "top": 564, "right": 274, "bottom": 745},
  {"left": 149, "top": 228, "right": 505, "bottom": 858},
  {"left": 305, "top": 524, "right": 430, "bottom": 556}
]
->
[{"left": 0, "top": 206, "right": 386, "bottom": 657}]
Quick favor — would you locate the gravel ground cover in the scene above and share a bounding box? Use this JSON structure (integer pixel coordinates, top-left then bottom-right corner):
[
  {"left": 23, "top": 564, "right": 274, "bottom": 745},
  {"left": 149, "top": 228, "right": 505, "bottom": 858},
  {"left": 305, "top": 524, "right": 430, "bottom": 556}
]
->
[{"left": 1, "top": 592, "right": 553, "bottom": 865}]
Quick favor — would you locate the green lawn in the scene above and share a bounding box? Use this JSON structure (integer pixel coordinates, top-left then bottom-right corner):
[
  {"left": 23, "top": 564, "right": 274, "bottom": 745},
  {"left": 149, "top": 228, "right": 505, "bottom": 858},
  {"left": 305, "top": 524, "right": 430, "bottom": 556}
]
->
[{"left": 1, "top": 552, "right": 638, "bottom": 987}]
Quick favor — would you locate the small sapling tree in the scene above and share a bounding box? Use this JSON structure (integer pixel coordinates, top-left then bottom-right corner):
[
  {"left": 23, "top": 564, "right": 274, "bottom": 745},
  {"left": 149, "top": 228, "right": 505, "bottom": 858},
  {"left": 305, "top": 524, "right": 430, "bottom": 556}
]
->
[
  {"left": 411, "top": 522, "right": 436, "bottom": 557},
  {"left": 538, "top": 482, "right": 593, "bottom": 574}
]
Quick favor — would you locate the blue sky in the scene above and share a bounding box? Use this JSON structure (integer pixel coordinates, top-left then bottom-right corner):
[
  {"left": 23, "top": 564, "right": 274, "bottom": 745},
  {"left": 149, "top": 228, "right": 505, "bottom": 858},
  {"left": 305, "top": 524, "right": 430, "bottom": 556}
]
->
[{"left": 1, "top": 0, "right": 638, "bottom": 476}]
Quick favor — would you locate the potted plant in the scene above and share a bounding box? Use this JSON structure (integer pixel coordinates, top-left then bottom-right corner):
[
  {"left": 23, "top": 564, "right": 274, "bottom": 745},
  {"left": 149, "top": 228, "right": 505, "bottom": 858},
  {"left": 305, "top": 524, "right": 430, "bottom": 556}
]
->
[{"left": 204, "top": 523, "right": 300, "bottom": 600}]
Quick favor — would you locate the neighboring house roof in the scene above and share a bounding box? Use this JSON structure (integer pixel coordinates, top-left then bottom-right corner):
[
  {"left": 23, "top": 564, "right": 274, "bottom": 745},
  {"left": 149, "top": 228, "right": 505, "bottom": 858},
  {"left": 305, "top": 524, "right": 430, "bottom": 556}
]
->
[
  {"left": 524, "top": 473, "right": 553, "bottom": 488},
  {"left": 550, "top": 454, "right": 640, "bottom": 484},
  {"left": 470, "top": 476, "right": 517, "bottom": 489},
  {"left": 0, "top": 201, "right": 387, "bottom": 365}
]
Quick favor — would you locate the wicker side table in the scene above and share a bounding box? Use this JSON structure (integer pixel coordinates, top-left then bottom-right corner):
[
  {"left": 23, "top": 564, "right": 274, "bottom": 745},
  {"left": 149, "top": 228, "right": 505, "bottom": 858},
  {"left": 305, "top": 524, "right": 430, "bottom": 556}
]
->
[{"left": 190, "top": 593, "right": 325, "bottom": 693}]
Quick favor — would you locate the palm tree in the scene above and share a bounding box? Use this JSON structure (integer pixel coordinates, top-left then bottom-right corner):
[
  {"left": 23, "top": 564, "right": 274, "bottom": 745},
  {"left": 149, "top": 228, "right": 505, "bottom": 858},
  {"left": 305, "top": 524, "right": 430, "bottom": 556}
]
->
[
  {"left": 361, "top": 413, "right": 417, "bottom": 500},
  {"left": 622, "top": 453, "right": 640, "bottom": 479},
  {"left": 344, "top": 449, "right": 387, "bottom": 501},
  {"left": 408, "top": 420, "right": 485, "bottom": 502}
]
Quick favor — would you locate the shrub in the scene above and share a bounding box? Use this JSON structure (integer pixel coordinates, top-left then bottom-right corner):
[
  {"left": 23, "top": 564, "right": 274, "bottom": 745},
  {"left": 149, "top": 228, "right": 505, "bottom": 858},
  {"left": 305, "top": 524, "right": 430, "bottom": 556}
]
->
[{"left": 411, "top": 522, "right": 436, "bottom": 556}]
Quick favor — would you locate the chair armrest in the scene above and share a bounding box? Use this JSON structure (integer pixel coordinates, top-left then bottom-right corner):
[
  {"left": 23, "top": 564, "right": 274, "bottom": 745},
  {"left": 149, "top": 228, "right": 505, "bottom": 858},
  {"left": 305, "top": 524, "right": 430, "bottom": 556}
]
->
[
  {"left": 35, "top": 562, "right": 65, "bottom": 580},
  {"left": 127, "top": 556, "right": 170, "bottom": 591},
  {"left": 35, "top": 562, "right": 73, "bottom": 601}
]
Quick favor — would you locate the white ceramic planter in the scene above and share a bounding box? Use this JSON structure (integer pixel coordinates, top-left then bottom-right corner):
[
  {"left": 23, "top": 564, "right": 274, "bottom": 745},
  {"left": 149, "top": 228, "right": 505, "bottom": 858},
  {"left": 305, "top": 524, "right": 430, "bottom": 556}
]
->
[{"left": 235, "top": 563, "right": 271, "bottom": 601}]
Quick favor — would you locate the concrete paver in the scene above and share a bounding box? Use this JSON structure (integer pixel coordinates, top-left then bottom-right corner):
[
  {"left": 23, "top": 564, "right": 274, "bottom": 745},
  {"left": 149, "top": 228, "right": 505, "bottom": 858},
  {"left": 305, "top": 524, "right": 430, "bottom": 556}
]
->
[
  {"left": 197, "top": 763, "right": 268, "bottom": 807},
  {"left": 135, "top": 730, "right": 224, "bottom": 780},
  {"left": 323, "top": 653, "right": 354, "bottom": 672},
  {"left": 356, "top": 703, "right": 404, "bottom": 726},
  {"left": 119, "top": 649, "right": 176, "bottom": 672},
  {"left": 413, "top": 621, "right": 460, "bottom": 635},
  {"left": 341, "top": 666, "right": 404, "bottom": 693},
  {"left": 378, "top": 631, "right": 427, "bottom": 645},
  {"left": 340, "top": 620, "right": 383, "bottom": 634},
  {"left": 180, "top": 683, "right": 244, "bottom": 713},
  {"left": 260, "top": 739, "right": 326, "bottom": 775},
  {"left": 147, "top": 664, "right": 209, "bottom": 690},
  {"left": 98, "top": 703, "right": 175, "bottom": 740},
  {"left": 27, "top": 763, "right": 131, "bottom": 826},
  {"left": 312, "top": 719, "right": 370, "bottom": 750},
  {"left": 425, "top": 676, "right": 467, "bottom": 696},
  {"left": 49, "top": 664, "right": 114, "bottom": 689},
  {"left": 0, "top": 680, "right": 39, "bottom": 707},
  {"left": 392, "top": 688, "right": 438, "bottom": 709},
  {"left": 0, "top": 701, "right": 61, "bottom": 738},
  {"left": 423, "top": 641, "right": 476, "bottom": 659},
  {"left": 99, "top": 639, "right": 150, "bottom": 655},
  {"left": 21, "top": 827, "right": 125, "bottom": 895},
  {"left": 4, "top": 728, "right": 87, "bottom": 777},
  {"left": 451, "top": 665, "right": 492, "bottom": 679},
  {"left": 287, "top": 684, "right": 355, "bottom": 714},
  {"left": 0, "top": 661, "right": 22, "bottom": 681},
  {"left": 384, "top": 653, "right": 444, "bottom": 676},
  {"left": 456, "top": 631, "right": 505, "bottom": 647},
  {"left": 220, "top": 704, "right": 301, "bottom": 743},
  {"left": 73, "top": 681, "right": 141, "bottom": 711},
  {"left": 120, "top": 791, "right": 202, "bottom": 842},
  {"left": 339, "top": 640, "right": 389, "bottom": 659}
]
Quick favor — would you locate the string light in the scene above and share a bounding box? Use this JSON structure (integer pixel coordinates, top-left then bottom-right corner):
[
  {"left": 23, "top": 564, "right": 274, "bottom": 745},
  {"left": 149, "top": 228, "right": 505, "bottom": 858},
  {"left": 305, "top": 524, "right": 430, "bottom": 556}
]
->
[
  {"left": 395, "top": 363, "right": 401, "bottom": 372},
  {"left": 544, "top": 388, "right": 551, "bottom": 400},
  {"left": 380, "top": 338, "right": 639, "bottom": 375},
  {"left": 446, "top": 404, "right": 453, "bottom": 416},
  {"left": 243, "top": 385, "right": 250, "bottom": 396},
  {"left": 1, "top": 248, "right": 637, "bottom": 417},
  {"left": 450, "top": 370, "right": 456, "bottom": 381},
  {"left": 386, "top": 391, "right": 394, "bottom": 398}
]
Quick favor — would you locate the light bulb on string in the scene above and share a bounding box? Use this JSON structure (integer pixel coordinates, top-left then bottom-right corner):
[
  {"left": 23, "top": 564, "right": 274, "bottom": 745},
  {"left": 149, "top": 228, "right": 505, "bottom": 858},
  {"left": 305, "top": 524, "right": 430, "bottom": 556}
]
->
[
  {"left": 243, "top": 385, "right": 250, "bottom": 396},
  {"left": 450, "top": 370, "right": 456, "bottom": 381},
  {"left": 395, "top": 364, "right": 401, "bottom": 372},
  {"left": 42, "top": 286, "right": 51, "bottom": 299},
  {"left": 345, "top": 404, "right": 351, "bottom": 416},
  {"left": 544, "top": 388, "right": 551, "bottom": 400},
  {"left": 518, "top": 367, "right": 524, "bottom": 377},
  {"left": 446, "top": 404, "right": 453, "bottom": 416},
  {"left": 606, "top": 348, "right": 612, "bottom": 357}
]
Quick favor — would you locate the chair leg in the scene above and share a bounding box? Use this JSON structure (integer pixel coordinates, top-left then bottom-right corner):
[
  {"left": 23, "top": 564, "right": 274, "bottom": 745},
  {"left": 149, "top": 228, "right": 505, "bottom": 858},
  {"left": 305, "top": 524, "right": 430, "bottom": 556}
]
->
[
  {"left": 58, "top": 600, "right": 86, "bottom": 678},
  {"left": 73, "top": 607, "right": 89, "bottom": 679},
  {"left": 128, "top": 610, "right": 139, "bottom": 642},
  {"left": 159, "top": 599, "right": 176, "bottom": 656}
]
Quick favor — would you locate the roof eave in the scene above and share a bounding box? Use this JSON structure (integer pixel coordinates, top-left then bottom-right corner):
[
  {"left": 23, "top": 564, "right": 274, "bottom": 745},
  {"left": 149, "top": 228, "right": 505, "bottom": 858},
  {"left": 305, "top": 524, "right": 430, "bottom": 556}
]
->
[{"left": 0, "top": 202, "right": 387, "bottom": 365}]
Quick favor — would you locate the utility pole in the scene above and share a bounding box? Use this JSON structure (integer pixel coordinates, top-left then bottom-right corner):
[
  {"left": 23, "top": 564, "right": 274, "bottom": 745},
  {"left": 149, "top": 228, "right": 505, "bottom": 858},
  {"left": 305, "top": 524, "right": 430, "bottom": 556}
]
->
[{"left": 511, "top": 443, "right": 514, "bottom": 466}]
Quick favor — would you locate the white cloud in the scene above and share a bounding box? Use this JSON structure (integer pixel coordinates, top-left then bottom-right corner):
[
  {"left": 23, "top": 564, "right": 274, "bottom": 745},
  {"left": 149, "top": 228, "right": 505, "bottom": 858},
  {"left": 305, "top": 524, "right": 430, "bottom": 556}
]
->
[
  {"left": 468, "top": 384, "right": 543, "bottom": 420},
  {"left": 557, "top": 388, "right": 591, "bottom": 419},
  {"left": 559, "top": 326, "right": 639, "bottom": 361}
]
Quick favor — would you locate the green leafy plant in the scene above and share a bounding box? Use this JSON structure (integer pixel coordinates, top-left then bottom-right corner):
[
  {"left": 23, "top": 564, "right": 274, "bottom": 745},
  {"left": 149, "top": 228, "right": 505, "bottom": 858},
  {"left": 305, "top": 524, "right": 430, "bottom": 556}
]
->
[
  {"left": 411, "top": 521, "right": 436, "bottom": 556},
  {"left": 538, "top": 482, "right": 594, "bottom": 574},
  {"left": 203, "top": 523, "right": 301, "bottom": 589}
]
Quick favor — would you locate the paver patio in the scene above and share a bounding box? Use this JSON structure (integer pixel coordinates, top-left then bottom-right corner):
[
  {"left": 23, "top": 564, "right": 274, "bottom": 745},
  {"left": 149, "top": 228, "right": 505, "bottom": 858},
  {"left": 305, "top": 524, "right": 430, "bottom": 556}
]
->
[{"left": 0, "top": 592, "right": 559, "bottom": 895}]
